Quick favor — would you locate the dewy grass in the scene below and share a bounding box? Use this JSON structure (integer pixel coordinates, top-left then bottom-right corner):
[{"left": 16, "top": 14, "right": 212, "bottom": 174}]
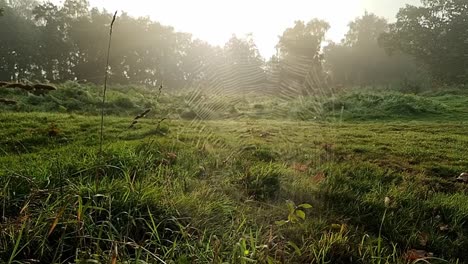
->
[
  {"left": 1, "top": 89, "right": 468, "bottom": 263},
  {"left": 2, "top": 82, "right": 468, "bottom": 121}
]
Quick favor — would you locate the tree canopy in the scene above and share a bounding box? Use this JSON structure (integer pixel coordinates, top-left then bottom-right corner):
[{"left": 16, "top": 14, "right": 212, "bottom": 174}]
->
[
  {"left": 271, "top": 19, "right": 330, "bottom": 96},
  {"left": 0, "top": 0, "right": 467, "bottom": 93},
  {"left": 380, "top": 0, "right": 468, "bottom": 84},
  {"left": 324, "top": 12, "right": 422, "bottom": 88}
]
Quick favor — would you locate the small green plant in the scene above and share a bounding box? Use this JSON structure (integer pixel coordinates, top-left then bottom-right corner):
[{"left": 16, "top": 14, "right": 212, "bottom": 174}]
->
[
  {"left": 358, "top": 234, "right": 398, "bottom": 264},
  {"left": 275, "top": 200, "right": 312, "bottom": 226},
  {"left": 231, "top": 230, "right": 262, "bottom": 264},
  {"left": 309, "top": 224, "right": 353, "bottom": 263}
]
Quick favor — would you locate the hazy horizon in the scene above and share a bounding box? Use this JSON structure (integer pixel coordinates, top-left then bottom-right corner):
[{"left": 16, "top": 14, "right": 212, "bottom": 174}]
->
[{"left": 54, "top": 0, "right": 421, "bottom": 58}]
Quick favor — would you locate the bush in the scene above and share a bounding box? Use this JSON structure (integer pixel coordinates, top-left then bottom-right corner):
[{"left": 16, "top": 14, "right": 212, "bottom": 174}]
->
[
  {"left": 0, "top": 82, "right": 167, "bottom": 115},
  {"left": 180, "top": 109, "right": 198, "bottom": 120},
  {"left": 322, "top": 91, "right": 447, "bottom": 119},
  {"left": 113, "top": 97, "right": 136, "bottom": 109}
]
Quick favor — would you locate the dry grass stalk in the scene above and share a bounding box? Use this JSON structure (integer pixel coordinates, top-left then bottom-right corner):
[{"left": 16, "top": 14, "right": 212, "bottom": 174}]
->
[{"left": 99, "top": 11, "right": 118, "bottom": 155}]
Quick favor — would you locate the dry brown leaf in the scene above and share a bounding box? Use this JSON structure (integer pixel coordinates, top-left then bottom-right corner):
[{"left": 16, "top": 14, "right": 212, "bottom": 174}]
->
[
  {"left": 20, "top": 200, "right": 30, "bottom": 215},
  {"left": 384, "top": 197, "right": 392, "bottom": 207},
  {"left": 321, "top": 143, "right": 334, "bottom": 152},
  {"left": 312, "top": 172, "right": 326, "bottom": 183},
  {"left": 404, "top": 249, "right": 433, "bottom": 262},
  {"left": 111, "top": 243, "right": 118, "bottom": 264},
  {"left": 292, "top": 163, "right": 308, "bottom": 173},
  {"left": 418, "top": 232, "right": 429, "bottom": 247},
  {"left": 20, "top": 214, "right": 29, "bottom": 223},
  {"left": 48, "top": 205, "right": 67, "bottom": 237},
  {"left": 166, "top": 152, "right": 177, "bottom": 160},
  {"left": 456, "top": 172, "right": 468, "bottom": 183},
  {"left": 439, "top": 224, "right": 450, "bottom": 231}
]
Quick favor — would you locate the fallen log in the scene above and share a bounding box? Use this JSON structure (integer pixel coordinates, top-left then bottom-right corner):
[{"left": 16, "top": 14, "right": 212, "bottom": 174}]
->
[
  {"left": 5, "top": 83, "right": 34, "bottom": 91},
  {"left": 33, "top": 83, "right": 57, "bottom": 91},
  {"left": 0, "top": 98, "right": 17, "bottom": 105}
]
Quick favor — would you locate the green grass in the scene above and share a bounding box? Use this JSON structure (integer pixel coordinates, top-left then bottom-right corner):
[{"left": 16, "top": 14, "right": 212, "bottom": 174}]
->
[
  {"left": 3, "top": 82, "right": 468, "bottom": 122},
  {"left": 1, "top": 105, "right": 468, "bottom": 263},
  {"left": 1, "top": 83, "right": 468, "bottom": 263}
]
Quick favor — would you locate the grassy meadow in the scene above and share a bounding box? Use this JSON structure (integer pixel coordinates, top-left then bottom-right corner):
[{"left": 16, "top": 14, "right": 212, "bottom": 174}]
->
[{"left": 1, "top": 83, "right": 468, "bottom": 263}]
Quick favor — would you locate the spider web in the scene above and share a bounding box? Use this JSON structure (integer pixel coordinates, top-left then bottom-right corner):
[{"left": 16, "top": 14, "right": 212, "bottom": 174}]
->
[{"left": 170, "top": 40, "right": 339, "bottom": 169}]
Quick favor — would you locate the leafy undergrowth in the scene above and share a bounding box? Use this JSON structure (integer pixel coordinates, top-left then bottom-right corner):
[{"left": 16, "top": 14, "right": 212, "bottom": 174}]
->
[
  {"left": 2, "top": 82, "right": 468, "bottom": 122},
  {"left": 318, "top": 91, "right": 467, "bottom": 121},
  {"left": 1, "top": 112, "right": 468, "bottom": 263},
  {"left": 0, "top": 82, "right": 245, "bottom": 120}
]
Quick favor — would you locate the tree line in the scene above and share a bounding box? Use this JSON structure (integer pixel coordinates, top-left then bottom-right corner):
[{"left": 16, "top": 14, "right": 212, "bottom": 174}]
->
[{"left": 0, "top": 0, "right": 467, "bottom": 93}]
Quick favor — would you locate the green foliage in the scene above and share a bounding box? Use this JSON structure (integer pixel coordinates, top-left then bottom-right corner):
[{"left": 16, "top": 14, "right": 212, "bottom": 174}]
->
[
  {"left": 0, "top": 82, "right": 160, "bottom": 115},
  {"left": 1, "top": 0, "right": 467, "bottom": 92},
  {"left": 275, "top": 200, "right": 312, "bottom": 226},
  {"left": 0, "top": 0, "right": 220, "bottom": 88},
  {"left": 380, "top": 0, "right": 468, "bottom": 84},
  {"left": 322, "top": 91, "right": 448, "bottom": 119},
  {"left": 277, "top": 19, "right": 330, "bottom": 58},
  {"left": 324, "top": 12, "right": 424, "bottom": 88},
  {"left": 223, "top": 34, "right": 267, "bottom": 92},
  {"left": 3, "top": 81, "right": 468, "bottom": 123},
  {"left": 270, "top": 19, "right": 331, "bottom": 95},
  {"left": 113, "top": 96, "right": 135, "bottom": 109}
]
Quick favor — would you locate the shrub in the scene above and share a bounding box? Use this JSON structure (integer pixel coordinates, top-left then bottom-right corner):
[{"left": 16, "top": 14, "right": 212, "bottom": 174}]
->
[
  {"left": 180, "top": 109, "right": 198, "bottom": 120},
  {"left": 321, "top": 91, "right": 447, "bottom": 119},
  {"left": 113, "top": 97, "right": 136, "bottom": 109}
]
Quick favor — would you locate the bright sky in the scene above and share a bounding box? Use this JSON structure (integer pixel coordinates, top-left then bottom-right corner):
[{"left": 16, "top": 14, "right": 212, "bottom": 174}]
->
[{"left": 63, "top": 0, "right": 421, "bottom": 58}]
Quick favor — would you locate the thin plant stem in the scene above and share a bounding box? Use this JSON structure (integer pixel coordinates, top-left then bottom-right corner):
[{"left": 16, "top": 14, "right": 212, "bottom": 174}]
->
[
  {"left": 96, "top": 11, "right": 117, "bottom": 191},
  {"left": 99, "top": 11, "right": 118, "bottom": 155}
]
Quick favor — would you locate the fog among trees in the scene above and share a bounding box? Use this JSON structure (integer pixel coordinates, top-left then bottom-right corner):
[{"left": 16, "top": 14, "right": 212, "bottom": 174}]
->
[{"left": 1, "top": 0, "right": 467, "bottom": 91}]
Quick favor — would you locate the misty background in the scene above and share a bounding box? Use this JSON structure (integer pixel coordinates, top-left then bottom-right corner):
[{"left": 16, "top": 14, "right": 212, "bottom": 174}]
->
[
  {"left": 0, "top": 0, "right": 466, "bottom": 93},
  {"left": 65, "top": 0, "right": 421, "bottom": 58}
]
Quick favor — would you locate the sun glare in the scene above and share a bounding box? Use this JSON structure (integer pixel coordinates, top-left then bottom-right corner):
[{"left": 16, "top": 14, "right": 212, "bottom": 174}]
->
[{"left": 85, "top": 0, "right": 364, "bottom": 57}]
